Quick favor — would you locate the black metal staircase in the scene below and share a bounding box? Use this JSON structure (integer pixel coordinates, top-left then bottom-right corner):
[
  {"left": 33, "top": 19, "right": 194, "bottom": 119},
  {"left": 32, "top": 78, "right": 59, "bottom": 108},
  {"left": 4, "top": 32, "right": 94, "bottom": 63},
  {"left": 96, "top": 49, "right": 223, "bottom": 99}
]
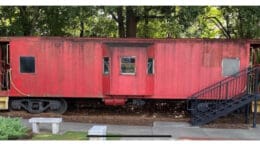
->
[{"left": 187, "top": 67, "right": 260, "bottom": 126}]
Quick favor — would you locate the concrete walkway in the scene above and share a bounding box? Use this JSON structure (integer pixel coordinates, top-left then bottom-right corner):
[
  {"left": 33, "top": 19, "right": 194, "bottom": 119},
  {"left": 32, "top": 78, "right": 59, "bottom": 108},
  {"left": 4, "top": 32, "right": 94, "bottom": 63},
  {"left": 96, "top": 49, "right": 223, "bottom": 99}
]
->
[{"left": 21, "top": 119, "right": 260, "bottom": 140}]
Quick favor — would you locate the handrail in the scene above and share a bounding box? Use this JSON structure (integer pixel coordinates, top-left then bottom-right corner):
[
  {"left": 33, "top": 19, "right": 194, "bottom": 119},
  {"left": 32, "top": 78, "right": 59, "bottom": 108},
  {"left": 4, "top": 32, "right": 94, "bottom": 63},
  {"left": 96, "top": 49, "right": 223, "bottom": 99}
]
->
[
  {"left": 188, "top": 66, "right": 259, "bottom": 102},
  {"left": 187, "top": 66, "right": 260, "bottom": 125}
]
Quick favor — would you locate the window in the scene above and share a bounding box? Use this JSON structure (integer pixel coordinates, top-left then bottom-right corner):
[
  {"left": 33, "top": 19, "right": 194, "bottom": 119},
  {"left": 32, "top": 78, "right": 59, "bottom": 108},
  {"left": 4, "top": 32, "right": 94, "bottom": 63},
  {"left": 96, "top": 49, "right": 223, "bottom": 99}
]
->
[
  {"left": 20, "top": 56, "right": 35, "bottom": 73},
  {"left": 103, "top": 57, "right": 110, "bottom": 74},
  {"left": 121, "top": 57, "right": 136, "bottom": 74},
  {"left": 222, "top": 58, "right": 240, "bottom": 76},
  {"left": 147, "top": 58, "right": 154, "bottom": 74}
]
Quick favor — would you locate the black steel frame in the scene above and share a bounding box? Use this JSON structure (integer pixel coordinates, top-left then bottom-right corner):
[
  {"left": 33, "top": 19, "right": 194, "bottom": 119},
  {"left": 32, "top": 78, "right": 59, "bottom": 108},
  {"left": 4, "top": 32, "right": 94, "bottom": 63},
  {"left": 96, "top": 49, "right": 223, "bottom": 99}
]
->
[{"left": 187, "top": 67, "right": 260, "bottom": 126}]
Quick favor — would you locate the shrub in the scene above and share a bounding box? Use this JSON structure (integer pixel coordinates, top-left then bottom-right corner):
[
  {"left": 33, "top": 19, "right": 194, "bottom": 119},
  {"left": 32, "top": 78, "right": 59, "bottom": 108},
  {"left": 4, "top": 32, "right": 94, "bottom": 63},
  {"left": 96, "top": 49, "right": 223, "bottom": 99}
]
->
[{"left": 0, "top": 116, "right": 28, "bottom": 140}]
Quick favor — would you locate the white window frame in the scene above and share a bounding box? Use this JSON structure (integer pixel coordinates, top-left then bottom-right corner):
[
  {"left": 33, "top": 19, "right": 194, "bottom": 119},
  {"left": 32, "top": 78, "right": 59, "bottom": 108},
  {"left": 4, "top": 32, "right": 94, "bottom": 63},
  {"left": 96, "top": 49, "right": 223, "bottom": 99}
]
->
[{"left": 120, "top": 56, "right": 136, "bottom": 75}]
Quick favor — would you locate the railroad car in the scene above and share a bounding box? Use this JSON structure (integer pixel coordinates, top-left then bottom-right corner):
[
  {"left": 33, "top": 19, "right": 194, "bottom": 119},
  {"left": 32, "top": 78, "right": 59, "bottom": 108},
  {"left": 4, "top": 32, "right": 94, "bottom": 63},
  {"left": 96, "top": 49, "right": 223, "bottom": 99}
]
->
[{"left": 0, "top": 37, "right": 259, "bottom": 114}]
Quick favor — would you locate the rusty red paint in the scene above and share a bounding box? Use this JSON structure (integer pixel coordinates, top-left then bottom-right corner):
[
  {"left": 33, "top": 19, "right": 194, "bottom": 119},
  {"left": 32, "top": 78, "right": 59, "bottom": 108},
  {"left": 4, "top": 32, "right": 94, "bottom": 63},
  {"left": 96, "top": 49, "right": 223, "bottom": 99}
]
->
[{"left": 0, "top": 37, "right": 258, "bottom": 102}]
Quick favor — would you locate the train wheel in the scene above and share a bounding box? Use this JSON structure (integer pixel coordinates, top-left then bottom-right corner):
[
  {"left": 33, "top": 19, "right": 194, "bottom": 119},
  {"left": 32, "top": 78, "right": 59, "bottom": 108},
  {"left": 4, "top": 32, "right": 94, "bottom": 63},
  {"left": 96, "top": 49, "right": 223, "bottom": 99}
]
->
[
  {"left": 10, "top": 99, "right": 46, "bottom": 114},
  {"left": 10, "top": 98, "right": 68, "bottom": 114},
  {"left": 50, "top": 99, "right": 68, "bottom": 114}
]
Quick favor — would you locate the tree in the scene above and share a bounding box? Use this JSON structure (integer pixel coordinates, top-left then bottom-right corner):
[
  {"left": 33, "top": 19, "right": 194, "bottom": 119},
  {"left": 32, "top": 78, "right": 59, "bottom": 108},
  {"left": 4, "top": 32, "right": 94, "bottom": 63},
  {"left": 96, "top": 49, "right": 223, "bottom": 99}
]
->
[
  {"left": 195, "top": 6, "right": 260, "bottom": 39},
  {"left": 235, "top": 7, "right": 260, "bottom": 38},
  {"left": 0, "top": 7, "right": 41, "bottom": 36},
  {"left": 0, "top": 6, "right": 259, "bottom": 39}
]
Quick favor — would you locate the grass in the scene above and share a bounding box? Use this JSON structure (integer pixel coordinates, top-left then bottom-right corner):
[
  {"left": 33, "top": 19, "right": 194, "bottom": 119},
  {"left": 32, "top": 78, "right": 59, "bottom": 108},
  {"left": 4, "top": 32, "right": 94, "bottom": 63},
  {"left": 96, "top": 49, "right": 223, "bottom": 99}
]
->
[{"left": 32, "top": 131, "right": 120, "bottom": 140}]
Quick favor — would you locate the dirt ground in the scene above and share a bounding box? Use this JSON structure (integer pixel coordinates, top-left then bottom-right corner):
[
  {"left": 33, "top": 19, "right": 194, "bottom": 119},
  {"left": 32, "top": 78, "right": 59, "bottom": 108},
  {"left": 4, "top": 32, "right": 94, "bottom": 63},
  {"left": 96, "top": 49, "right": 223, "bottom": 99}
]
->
[
  {"left": 0, "top": 100, "right": 188, "bottom": 126},
  {"left": 0, "top": 100, "right": 259, "bottom": 128}
]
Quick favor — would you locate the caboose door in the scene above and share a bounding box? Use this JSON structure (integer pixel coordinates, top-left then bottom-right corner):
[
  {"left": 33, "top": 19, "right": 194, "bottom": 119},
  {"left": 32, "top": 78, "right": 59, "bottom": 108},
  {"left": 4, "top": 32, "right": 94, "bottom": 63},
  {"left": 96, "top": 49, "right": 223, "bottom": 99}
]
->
[
  {"left": 103, "top": 42, "right": 153, "bottom": 96},
  {"left": 110, "top": 47, "right": 146, "bottom": 95}
]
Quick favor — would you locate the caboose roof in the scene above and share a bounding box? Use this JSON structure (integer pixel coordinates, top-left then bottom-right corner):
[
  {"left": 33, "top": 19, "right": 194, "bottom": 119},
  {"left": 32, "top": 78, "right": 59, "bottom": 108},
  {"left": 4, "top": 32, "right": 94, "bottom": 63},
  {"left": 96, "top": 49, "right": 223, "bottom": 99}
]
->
[{"left": 0, "top": 36, "right": 260, "bottom": 44}]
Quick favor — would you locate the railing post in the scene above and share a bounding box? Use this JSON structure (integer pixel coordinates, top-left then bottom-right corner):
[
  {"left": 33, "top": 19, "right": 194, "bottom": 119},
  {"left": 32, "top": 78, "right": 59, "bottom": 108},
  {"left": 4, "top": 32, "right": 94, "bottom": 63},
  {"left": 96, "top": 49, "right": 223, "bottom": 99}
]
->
[
  {"left": 253, "top": 96, "right": 257, "bottom": 128},
  {"left": 253, "top": 67, "right": 259, "bottom": 128},
  {"left": 225, "top": 82, "right": 228, "bottom": 100},
  {"left": 218, "top": 81, "right": 222, "bottom": 103},
  {"left": 256, "top": 67, "right": 260, "bottom": 94},
  {"left": 246, "top": 67, "right": 250, "bottom": 94}
]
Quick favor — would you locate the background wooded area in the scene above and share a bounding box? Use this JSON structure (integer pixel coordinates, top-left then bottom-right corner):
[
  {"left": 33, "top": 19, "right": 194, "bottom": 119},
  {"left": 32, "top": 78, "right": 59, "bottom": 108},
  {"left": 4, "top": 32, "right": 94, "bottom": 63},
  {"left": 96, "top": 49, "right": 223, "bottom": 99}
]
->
[{"left": 0, "top": 6, "right": 259, "bottom": 38}]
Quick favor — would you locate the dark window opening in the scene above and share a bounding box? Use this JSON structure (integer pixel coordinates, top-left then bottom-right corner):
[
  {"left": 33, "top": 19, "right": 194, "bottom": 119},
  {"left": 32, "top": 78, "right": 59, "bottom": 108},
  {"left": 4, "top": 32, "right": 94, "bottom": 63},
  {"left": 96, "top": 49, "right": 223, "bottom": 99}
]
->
[
  {"left": 147, "top": 58, "right": 154, "bottom": 74},
  {"left": 20, "top": 56, "right": 35, "bottom": 73},
  {"left": 103, "top": 57, "right": 110, "bottom": 74},
  {"left": 121, "top": 57, "right": 136, "bottom": 74},
  {"left": 0, "top": 42, "right": 10, "bottom": 90}
]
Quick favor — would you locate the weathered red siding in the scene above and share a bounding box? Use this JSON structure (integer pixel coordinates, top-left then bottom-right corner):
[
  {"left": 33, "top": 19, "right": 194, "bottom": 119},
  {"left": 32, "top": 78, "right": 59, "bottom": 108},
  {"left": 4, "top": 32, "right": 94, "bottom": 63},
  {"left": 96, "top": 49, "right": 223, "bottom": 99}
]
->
[
  {"left": 0, "top": 37, "right": 253, "bottom": 100},
  {"left": 9, "top": 38, "right": 103, "bottom": 97},
  {"left": 152, "top": 40, "right": 249, "bottom": 99}
]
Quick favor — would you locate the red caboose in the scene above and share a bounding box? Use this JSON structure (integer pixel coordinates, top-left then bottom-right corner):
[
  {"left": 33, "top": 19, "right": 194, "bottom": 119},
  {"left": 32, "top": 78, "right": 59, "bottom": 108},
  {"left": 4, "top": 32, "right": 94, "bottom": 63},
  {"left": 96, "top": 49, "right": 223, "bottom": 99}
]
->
[{"left": 0, "top": 37, "right": 259, "bottom": 114}]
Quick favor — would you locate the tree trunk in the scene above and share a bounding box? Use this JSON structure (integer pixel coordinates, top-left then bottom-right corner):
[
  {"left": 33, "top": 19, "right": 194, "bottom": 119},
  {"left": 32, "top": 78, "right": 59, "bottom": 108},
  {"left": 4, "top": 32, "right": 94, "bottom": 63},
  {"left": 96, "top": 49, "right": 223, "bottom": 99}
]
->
[
  {"left": 80, "top": 21, "right": 84, "bottom": 37},
  {"left": 117, "top": 7, "right": 125, "bottom": 38},
  {"left": 126, "top": 7, "right": 137, "bottom": 38}
]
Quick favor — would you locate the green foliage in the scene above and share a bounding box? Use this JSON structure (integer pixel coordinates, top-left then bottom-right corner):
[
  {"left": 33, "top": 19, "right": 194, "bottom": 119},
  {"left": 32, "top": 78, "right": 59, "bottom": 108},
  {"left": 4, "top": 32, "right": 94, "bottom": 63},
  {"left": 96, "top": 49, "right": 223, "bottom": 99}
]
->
[
  {"left": 137, "top": 19, "right": 167, "bottom": 38},
  {"left": 186, "top": 6, "right": 224, "bottom": 38},
  {"left": 137, "top": 6, "right": 204, "bottom": 38},
  {"left": 188, "top": 6, "right": 260, "bottom": 39},
  {"left": 0, "top": 116, "right": 27, "bottom": 140},
  {"left": 83, "top": 11, "right": 117, "bottom": 37},
  {"left": 0, "top": 6, "right": 259, "bottom": 38},
  {"left": 234, "top": 6, "right": 260, "bottom": 38}
]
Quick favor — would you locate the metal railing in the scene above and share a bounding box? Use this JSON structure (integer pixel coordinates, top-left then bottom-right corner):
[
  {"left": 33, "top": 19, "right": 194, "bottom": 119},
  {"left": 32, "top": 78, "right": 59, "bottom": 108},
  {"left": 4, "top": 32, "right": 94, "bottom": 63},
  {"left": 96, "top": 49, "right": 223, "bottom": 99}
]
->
[{"left": 188, "top": 66, "right": 259, "bottom": 112}]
